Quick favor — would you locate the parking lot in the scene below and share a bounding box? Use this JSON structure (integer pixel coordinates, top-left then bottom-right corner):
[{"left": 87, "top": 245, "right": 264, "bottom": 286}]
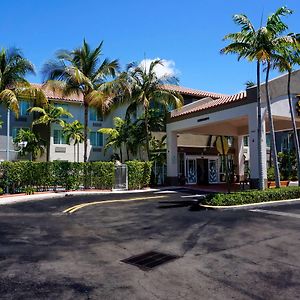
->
[{"left": 0, "top": 189, "right": 299, "bottom": 299}]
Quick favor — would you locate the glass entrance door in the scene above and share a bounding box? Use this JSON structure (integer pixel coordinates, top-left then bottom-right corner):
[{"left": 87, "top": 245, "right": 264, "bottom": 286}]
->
[
  {"left": 208, "top": 160, "right": 218, "bottom": 183},
  {"left": 186, "top": 159, "right": 197, "bottom": 184}
]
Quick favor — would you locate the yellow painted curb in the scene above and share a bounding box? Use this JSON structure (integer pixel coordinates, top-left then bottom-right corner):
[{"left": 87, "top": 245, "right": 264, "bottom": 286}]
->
[{"left": 63, "top": 195, "right": 167, "bottom": 214}]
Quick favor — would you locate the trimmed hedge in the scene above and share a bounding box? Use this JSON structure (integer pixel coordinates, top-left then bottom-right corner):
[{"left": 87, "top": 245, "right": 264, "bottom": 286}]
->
[
  {"left": 126, "top": 161, "right": 152, "bottom": 190},
  {"left": 203, "top": 187, "right": 300, "bottom": 206},
  {"left": 0, "top": 161, "right": 152, "bottom": 193}
]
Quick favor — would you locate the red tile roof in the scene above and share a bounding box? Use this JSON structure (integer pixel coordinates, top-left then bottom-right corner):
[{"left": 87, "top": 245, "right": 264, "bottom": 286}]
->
[
  {"left": 163, "top": 84, "right": 228, "bottom": 100},
  {"left": 170, "top": 91, "right": 247, "bottom": 119},
  {"left": 31, "top": 83, "right": 83, "bottom": 103}
]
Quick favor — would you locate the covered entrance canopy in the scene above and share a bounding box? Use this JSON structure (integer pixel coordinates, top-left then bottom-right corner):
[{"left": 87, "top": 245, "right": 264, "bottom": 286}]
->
[{"left": 166, "top": 70, "right": 300, "bottom": 189}]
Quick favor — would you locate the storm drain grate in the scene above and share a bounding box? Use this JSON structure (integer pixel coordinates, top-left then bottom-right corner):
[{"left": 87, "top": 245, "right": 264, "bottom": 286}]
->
[{"left": 121, "top": 251, "right": 180, "bottom": 271}]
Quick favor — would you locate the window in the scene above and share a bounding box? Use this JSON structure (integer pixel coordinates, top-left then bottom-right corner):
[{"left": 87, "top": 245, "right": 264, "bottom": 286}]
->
[
  {"left": 54, "top": 103, "right": 69, "bottom": 119},
  {"left": 266, "top": 134, "right": 271, "bottom": 148},
  {"left": 19, "top": 100, "right": 30, "bottom": 116},
  {"left": 89, "top": 107, "right": 103, "bottom": 121},
  {"left": 53, "top": 130, "right": 66, "bottom": 144},
  {"left": 90, "top": 132, "right": 103, "bottom": 147},
  {"left": 243, "top": 136, "right": 249, "bottom": 147}
]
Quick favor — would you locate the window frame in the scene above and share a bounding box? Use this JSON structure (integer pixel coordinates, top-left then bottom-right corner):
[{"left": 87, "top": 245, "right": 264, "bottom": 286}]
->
[
  {"left": 89, "top": 107, "right": 103, "bottom": 122},
  {"left": 89, "top": 131, "right": 103, "bottom": 147},
  {"left": 53, "top": 129, "right": 66, "bottom": 145}
]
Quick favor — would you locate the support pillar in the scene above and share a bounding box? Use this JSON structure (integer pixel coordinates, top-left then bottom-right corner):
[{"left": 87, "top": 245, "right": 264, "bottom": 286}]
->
[
  {"left": 167, "top": 130, "right": 178, "bottom": 185},
  {"left": 248, "top": 108, "right": 267, "bottom": 189},
  {"left": 234, "top": 136, "right": 245, "bottom": 182}
]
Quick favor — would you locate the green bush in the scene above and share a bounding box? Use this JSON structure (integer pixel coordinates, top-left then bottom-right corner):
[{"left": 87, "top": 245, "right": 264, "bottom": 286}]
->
[
  {"left": 267, "top": 167, "right": 275, "bottom": 181},
  {"left": 203, "top": 186, "right": 300, "bottom": 206},
  {"left": 0, "top": 187, "right": 3, "bottom": 195},
  {"left": 126, "top": 161, "right": 153, "bottom": 190},
  {"left": 0, "top": 160, "right": 152, "bottom": 193}
]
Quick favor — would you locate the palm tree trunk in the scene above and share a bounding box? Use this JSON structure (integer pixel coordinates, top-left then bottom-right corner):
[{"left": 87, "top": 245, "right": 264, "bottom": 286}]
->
[
  {"left": 74, "top": 143, "right": 76, "bottom": 162},
  {"left": 120, "top": 148, "right": 123, "bottom": 163},
  {"left": 47, "top": 125, "right": 51, "bottom": 162},
  {"left": 287, "top": 71, "right": 300, "bottom": 186},
  {"left": 257, "top": 60, "right": 265, "bottom": 190},
  {"left": 83, "top": 101, "right": 88, "bottom": 162},
  {"left": 144, "top": 108, "right": 150, "bottom": 161},
  {"left": 6, "top": 108, "right": 10, "bottom": 161},
  {"left": 77, "top": 143, "right": 80, "bottom": 162},
  {"left": 265, "top": 61, "right": 280, "bottom": 188}
]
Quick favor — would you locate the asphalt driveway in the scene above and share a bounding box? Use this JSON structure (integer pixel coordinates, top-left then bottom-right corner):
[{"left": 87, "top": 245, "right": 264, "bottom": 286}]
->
[{"left": 0, "top": 189, "right": 299, "bottom": 299}]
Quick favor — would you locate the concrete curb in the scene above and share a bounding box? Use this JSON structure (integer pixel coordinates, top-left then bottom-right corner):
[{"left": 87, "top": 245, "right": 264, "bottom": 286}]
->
[
  {"left": 0, "top": 188, "right": 160, "bottom": 206},
  {"left": 199, "top": 198, "right": 300, "bottom": 210}
]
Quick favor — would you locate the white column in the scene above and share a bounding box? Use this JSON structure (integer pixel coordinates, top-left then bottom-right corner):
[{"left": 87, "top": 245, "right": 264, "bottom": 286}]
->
[
  {"left": 248, "top": 106, "right": 267, "bottom": 188},
  {"left": 167, "top": 129, "right": 178, "bottom": 184},
  {"left": 234, "top": 136, "right": 244, "bottom": 180}
]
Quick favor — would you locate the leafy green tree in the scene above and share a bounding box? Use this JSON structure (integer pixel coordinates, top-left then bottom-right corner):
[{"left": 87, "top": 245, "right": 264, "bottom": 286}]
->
[
  {"left": 220, "top": 7, "right": 294, "bottom": 189},
  {"left": 123, "top": 59, "right": 183, "bottom": 159},
  {"left": 0, "top": 47, "right": 47, "bottom": 116},
  {"left": 245, "top": 80, "right": 255, "bottom": 89},
  {"left": 99, "top": 117, "right": 128, "bottom": 162},
  {"left": 0, "top": 116, "right": 3, "bottom": 128},
  {"left": 30, "top": 104, "right": 73, "bottom": 160},
  {"left": 262, "top": 7, "right": 295, "bottom": 188},
  {"left": 62, "top": 120, "right": 84, "bottom": 162},
  {"left": 273, "top": 42, "right": 300, "bottom": 185},
  {"left": 42, "top": 39, "right": 119, "bottom": 162},
  {"left": 14, "top": 128, "right": 46, "bottom": 160}
]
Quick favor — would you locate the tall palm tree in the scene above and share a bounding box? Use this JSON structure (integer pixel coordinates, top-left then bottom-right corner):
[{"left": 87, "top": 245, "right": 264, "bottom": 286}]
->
[
  {"left": 63, "top": 120, "right": 84, "bottom": 162},
  {"left": 273, "top": 45, "right": 300, "bottom": 185},
  {"left": 14, "top": 128, "right": 46, "bottom": 161},
  {"left": 123, "top": 60, "right": 183, "bottom": 160},
  {"left": 262, "top": 7, "right": 294, "bottom": 188},
  {"left": 30, "top": 104, "right": 73, "bottom": 160},
  {"left": 221, "top": 16, "right": 264, "bottom": 189},
  {"left": 42, "top": 39, "right": 119, "bottom": 162},
  {"left": 220, "top": 7, "right": 293, "bottom": 189},
  {"left": 0, "top": 47, "right": 47, "bottom": 161}
]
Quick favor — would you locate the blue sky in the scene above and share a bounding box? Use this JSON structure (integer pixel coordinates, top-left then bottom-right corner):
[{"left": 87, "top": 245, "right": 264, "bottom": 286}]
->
[{"left": 1, "top": 0, "right": 299, "bottom": 94}]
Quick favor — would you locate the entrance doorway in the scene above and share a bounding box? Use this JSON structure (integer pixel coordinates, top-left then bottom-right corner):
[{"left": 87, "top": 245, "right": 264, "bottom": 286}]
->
[
  {"left": 197, "top": 159, "right": 208, "bottom": 184},
  {"left": 186, "top": 158, "right": 197, "bottom": 184},
  {"left": 185, "top": 156, "right": 219, "bottom": 185}
]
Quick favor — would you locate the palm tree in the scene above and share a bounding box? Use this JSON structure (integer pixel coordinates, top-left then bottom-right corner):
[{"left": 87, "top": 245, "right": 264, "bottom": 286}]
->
[
  {"left": 14, "top": 128, "right": 46, "bottom": 160},
  {"left": 30, "top": 104, "right": 73, "bottom": 160},
  {"left": 124, "top": 59, "right": 183, "bottom": 160},
  {"left": 273, "top": 45, "right": 300, "bottom": 185},
  {"left": 63, "top": 120, "right": 84, "bottom": 162},
  {"left": 99, "top": 117, "right": 129, "bottom": 162},
  {"left": 220, "top": 7, "right": 294, "bottom": 189},
  {"left": 221, "top": 17, "right": 264, "bottom": 189},
  {"left": 262, "top": 7, "right": 294, "bottom": 188},
  {"left": 42, "top": 39, "right": 119, "bottom": 162},
  {"left": 0, "top": 47, "right": 47, "bottom": 161}
]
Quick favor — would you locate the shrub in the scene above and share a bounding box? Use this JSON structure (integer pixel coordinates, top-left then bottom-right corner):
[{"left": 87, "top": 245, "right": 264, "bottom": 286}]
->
[
  {"left": 203, "top": 187, "right": 300, "bottom": 206},
  {"left": 0, "top": 187, "right": 3, "bottom": 195},
  {"left": 0, "top": 160, "right": 152, "bottom": 193},
  {"left": 125, "top": 161, "right": 153, "bottom": 190}
]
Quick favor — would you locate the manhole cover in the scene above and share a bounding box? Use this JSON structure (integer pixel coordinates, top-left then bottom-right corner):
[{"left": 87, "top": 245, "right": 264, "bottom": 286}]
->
[{"left": 121, "top": 251, "right": 179, "bottom": 271}]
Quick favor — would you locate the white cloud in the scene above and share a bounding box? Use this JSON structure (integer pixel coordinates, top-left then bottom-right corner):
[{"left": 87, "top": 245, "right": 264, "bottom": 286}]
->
[{"left": 138, "top": 58, "right": 179, "bottom": 79}]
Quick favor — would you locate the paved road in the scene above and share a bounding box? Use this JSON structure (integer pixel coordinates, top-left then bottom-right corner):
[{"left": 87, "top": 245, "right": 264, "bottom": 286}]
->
[{"left": 0, "top": 189, "right": 299, "bottom": 299}]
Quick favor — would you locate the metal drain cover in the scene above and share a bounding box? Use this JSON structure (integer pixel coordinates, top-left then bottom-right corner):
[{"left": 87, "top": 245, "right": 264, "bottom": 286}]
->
[{"left": 121, "top": 251, "right": 179, "bottom": 271}]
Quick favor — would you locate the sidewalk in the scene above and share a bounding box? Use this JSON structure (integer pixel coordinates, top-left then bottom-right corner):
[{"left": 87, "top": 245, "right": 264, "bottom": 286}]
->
[{"left": 0, "top": 188, "right": 159, "bottom": 205}]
